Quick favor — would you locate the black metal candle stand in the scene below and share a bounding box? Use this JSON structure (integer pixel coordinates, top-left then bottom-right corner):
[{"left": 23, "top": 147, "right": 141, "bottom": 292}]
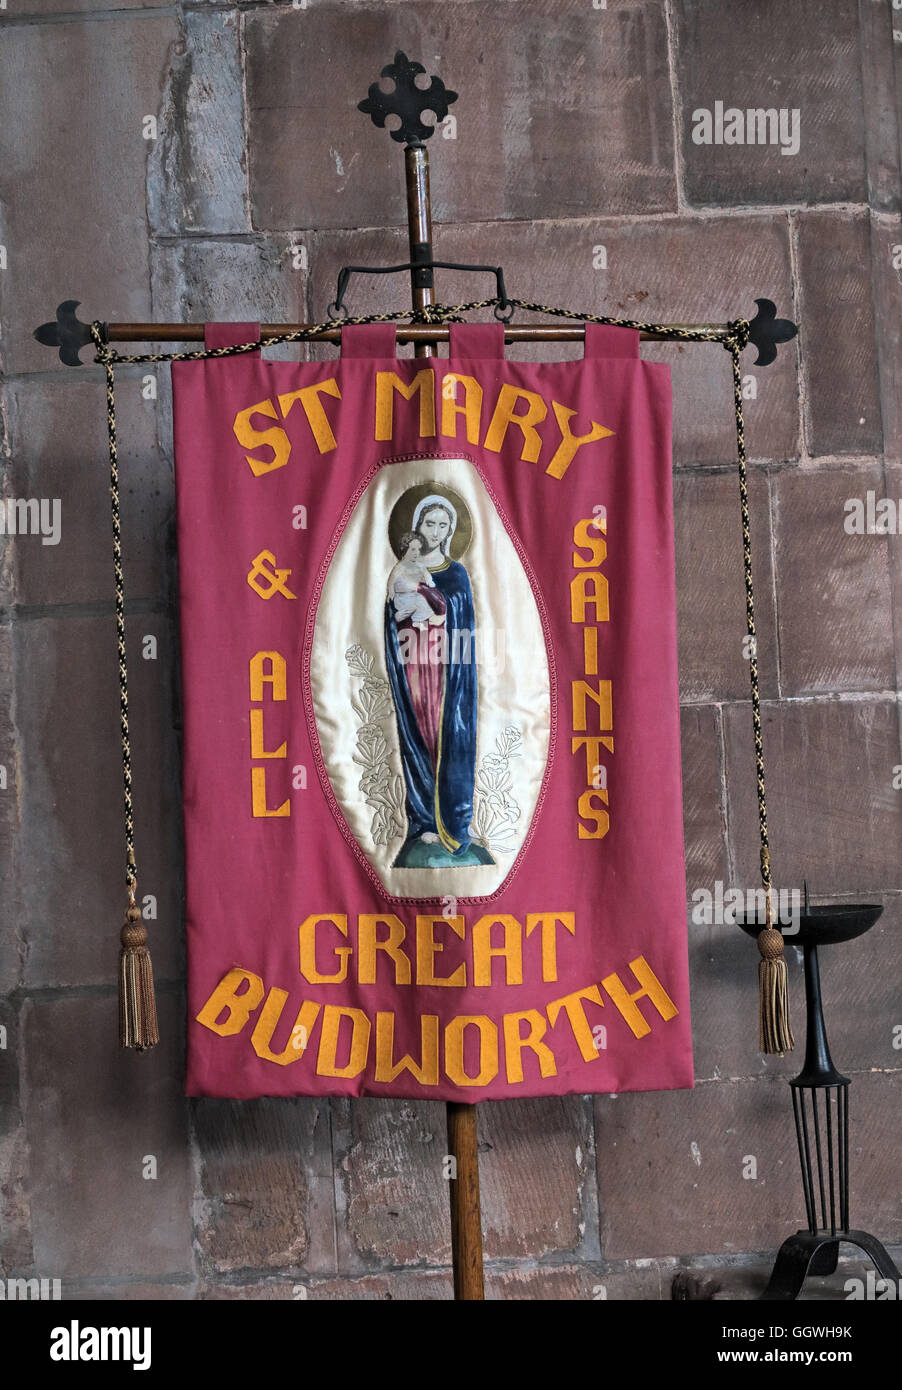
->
[{"left": 740, "top": 901, "right": 900, "bottom": 1300}]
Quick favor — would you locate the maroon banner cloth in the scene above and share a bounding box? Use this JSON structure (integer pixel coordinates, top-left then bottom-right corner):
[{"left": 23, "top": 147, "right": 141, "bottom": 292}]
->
[{"left": 171, "top": 322, "right": 693, "bottom": 1101}]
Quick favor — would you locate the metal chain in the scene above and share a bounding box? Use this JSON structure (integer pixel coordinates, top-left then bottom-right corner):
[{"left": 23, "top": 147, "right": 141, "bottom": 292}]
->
[{"left": 91, "top": 302, "right": 768, "bottom": 912}]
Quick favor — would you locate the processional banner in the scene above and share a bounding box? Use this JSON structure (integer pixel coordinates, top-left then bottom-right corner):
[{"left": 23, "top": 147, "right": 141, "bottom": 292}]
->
[{"left": 172, "top": 320, "right": 693, "bottom": 1101}]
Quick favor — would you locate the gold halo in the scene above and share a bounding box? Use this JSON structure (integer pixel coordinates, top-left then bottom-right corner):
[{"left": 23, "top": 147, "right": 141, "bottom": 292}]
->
[{"left": 388, "top": 483, "right": 472, "bottom": 561}]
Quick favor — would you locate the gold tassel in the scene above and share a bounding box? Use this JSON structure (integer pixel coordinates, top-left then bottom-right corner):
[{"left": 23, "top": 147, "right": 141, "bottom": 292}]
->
[
  {"left": 757, "top": 926, "right": 794, "bottom": 1055},
  {"left": 119, "top": 904, "right": 159, "bottom": 1051}
]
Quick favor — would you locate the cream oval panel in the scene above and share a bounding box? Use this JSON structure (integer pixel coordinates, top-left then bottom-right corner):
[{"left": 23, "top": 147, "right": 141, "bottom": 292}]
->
[{"left": 308, "top": 455, "right": 552, "bottom": 900}]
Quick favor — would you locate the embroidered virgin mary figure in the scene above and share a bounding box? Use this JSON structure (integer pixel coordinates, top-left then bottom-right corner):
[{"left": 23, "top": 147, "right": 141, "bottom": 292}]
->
[{"left": 384, "top": 491, "right": 494, "bottom": 868}]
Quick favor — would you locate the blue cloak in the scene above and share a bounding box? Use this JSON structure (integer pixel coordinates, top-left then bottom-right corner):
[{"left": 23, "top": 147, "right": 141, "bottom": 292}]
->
[{"left": 385, "top": 558, "right": 479, "bottom": 861}]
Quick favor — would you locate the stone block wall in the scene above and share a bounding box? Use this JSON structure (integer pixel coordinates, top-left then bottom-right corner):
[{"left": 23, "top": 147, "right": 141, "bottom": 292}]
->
[{"left": 1, "top": 0, "right": 900, "bottom": 1299}]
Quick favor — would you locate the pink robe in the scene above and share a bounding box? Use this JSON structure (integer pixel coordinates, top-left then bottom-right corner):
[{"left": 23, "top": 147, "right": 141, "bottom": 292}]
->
[{"left": 397, "top": 583, "right": 446, "bottom": 768}]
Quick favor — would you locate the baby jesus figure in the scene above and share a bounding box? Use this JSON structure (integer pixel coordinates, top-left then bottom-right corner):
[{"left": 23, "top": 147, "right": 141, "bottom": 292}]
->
[{"left": 387, "top": 532, "right": 440, "bottom": 628}]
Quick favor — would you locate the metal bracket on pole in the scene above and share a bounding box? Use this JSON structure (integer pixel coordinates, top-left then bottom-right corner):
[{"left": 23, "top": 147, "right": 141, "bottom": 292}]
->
[{"left": 328, "top": 261, "right": 511, "bottom": 321}]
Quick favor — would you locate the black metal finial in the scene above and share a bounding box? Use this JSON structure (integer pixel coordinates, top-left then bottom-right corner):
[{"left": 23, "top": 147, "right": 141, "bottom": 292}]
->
[
  {"left": 358, "top": 51, "right": 457, "bottom": 146},
  {"left": 748, "top": 298, "right": 797, "bottom": 367},
  {"left": 34, "top": 300, "right": 99, "bottom": 367}
]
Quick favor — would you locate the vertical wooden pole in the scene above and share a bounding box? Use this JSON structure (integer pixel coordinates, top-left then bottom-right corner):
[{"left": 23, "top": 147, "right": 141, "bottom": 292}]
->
[
  {"left": 403, "top": 140, "right": 486, "bottom": 1302},
  {"left": 446, "top": 1101, "right": 485, "bottom": 1299}
]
